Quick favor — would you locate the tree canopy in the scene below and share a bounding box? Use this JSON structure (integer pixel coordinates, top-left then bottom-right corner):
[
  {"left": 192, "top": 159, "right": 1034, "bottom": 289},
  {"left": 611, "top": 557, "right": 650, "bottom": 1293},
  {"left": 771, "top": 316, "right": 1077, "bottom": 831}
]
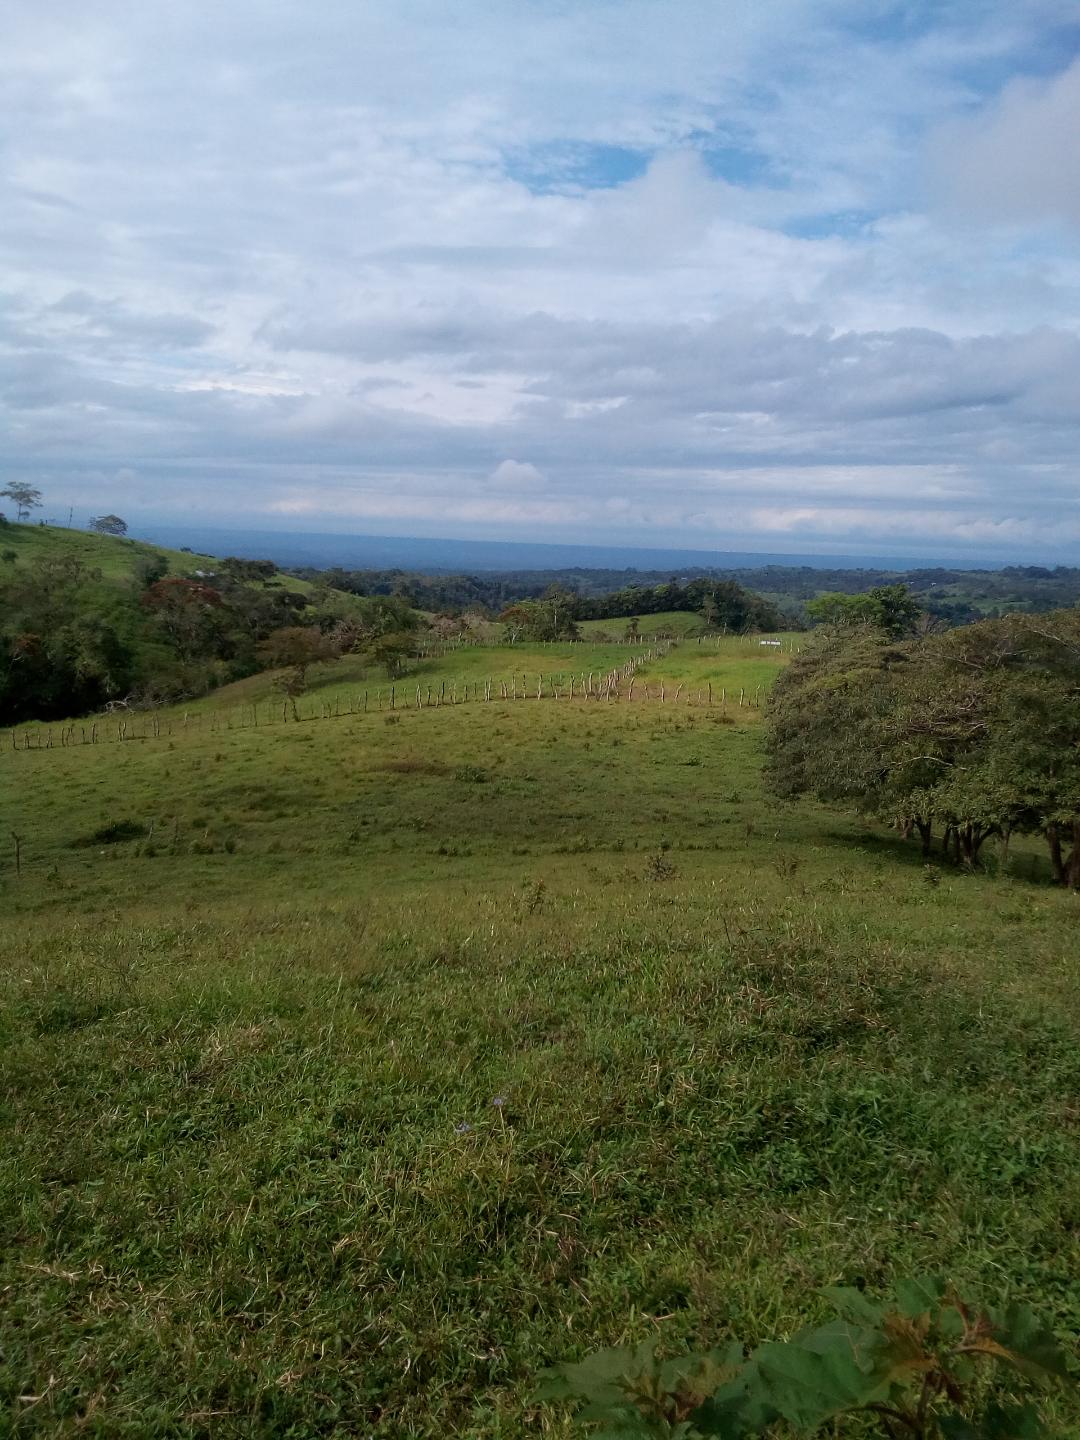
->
[
  {"left": 1, "top": 482, "right": 43, "bottom": 522},
  {"left": 89, "top": 514, "right": 128, "bottom": 536},
  {"left": 766, "top": 608, "right": 1080, "bottom": 885}
]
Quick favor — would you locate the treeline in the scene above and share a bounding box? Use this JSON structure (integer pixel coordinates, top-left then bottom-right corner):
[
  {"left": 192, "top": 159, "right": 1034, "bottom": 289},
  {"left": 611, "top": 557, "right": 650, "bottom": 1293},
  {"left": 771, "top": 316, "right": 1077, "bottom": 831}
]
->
[
  {"left": 766, "top": 608, "right": 1080, "bottom": 886},
  {"left": 300, "top": 567, "right": 789, "bottom": 631},
  {"left": 0, "top": 548, "right": 416, "bottom": 724},
  {"left": 294, "top": 561, "right": 1080, "bottom": 626},
  {"left": 573, "top": 578, "right": 786, "bottom": 628},
  {"left": 497, "top": 579, "right": 785, "bottom": 641}
]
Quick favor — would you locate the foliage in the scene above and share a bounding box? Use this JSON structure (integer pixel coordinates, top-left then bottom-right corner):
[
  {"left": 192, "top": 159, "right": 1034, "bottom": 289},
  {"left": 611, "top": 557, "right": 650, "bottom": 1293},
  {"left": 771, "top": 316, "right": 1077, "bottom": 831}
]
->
[
  {"left": 88, "top": 514, "right": 128, "bottom": 536},
  {"left": 539, "top": 1281, "right": 1071, "bottom": 1438},
  {"left": 258, "top": 625, "right": 340, "bottom": 715},
  {"left": 292, "top": 560, "right": 1080, "bottom": 630},
  {"left": 220, "top": 555, "right": 278, "bottom": 584},
  {"left": 0, "top": 528, "right": 386, "bottom": 722},
  {"left": 805, "top": 585, "right": 921, "bottom": 637},
  {"left": 765, "top": 610, "right": 1080, "bottom": 884},
  {"left": 368, "top": 627, "right": 418, "bottom": 677},
  {"left": 499, "top": 590, "right": 581, "bottom": 641},
  {"left": 0, "top": 481, "right": 42, "bottom": 521},
  {"left": 310, "top": 566, "right": 787, "bottom": 631}
]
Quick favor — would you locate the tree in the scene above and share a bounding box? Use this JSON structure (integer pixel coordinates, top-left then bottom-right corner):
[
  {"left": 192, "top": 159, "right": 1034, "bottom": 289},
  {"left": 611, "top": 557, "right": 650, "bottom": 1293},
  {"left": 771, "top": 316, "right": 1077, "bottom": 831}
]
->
[
  {"left": 89, "top": 514, "right": 128, "bottom": 536},
  {"left": 368, "top": 629, "right": 416, "bottom": 679},
  {"left": 765, "top": 609, "right": 1080, "bottom": 884},
  {"left": 221, "top": 556, "right": 278, "bottom": 584},
  {"left": 140, "top": 577, "right": 225, "bottom": 661},
  {"left": 258, "top": 626, "right": 338, "bottom": 718},
  {"left": 498, "top": 595, "right": 580, "bottom": 642},
  {"left": 133, "top": 552, "right": 169, "bottom": 589},
  {"left": 805, "top": 585, "right": 920, "bottom": 638},
  {"left": 1, "top": 483, "right": 42, "bottom": 522}
]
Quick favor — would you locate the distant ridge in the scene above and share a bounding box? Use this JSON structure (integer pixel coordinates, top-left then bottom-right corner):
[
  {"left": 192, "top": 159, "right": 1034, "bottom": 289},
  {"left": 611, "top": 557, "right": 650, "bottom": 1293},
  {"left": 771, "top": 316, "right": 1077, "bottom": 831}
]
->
[{"left": 135, "top": 526, "right": 1006, "bottom": 574}]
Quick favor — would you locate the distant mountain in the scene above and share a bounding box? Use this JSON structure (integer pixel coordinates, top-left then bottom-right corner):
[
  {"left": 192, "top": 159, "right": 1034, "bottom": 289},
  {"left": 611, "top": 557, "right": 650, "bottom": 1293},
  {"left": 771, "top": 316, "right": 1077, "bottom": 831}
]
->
[{"left": 135, "top": 526, "right": 997, "bottom": 575}]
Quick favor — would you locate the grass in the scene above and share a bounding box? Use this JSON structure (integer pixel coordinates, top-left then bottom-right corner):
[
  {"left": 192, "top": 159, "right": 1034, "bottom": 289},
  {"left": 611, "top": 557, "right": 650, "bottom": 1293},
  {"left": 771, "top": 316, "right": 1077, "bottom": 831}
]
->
[
  {"left": 2, "top": 637, "right": 1078, "bottom": 1437},
  {"left": 0, "top": 523, "right": 219, "bottom": 583},
  {"left": 575, "top": 611, "right": 722, "bottom": 638},
  {"left": 0, "top": 522, "right": 316, "bottom": 596}
]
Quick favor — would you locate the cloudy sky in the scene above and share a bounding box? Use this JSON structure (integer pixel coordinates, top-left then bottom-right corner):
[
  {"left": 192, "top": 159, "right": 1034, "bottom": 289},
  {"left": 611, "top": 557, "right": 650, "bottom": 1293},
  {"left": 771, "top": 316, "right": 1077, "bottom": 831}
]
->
[{"left": 3, "top": 1, "right": 1080, "bottom": 559}]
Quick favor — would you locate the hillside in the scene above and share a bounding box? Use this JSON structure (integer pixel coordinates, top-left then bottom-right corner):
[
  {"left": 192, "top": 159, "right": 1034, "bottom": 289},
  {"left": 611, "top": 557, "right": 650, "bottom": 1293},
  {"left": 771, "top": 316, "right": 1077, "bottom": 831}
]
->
[
  {"left": 0, "top": 524, "right": 365, "bottom": 725},
  {"left": 2, "top": 631, "right": 1078, "bottom": 1436},
  {"left": 0, "top": 521, "right": 312, "bottom": 592}
]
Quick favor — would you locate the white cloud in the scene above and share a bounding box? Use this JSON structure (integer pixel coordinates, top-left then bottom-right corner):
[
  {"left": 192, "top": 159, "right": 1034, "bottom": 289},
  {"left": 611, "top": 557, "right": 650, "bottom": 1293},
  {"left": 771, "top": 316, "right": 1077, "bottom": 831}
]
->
[
  {"left": 489, "top": 459, "right": 545, "bottom": 489},
  {"left": 928, "top": 58, "right": 1080, "bottom": 229},
  {"left": 1, "top": 2, "right": 1080, "bottom": 558}
]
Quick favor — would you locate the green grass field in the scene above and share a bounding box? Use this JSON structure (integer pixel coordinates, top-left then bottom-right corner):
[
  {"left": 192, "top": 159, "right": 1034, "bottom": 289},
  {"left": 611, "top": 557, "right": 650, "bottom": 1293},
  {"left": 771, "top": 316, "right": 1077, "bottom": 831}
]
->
[
  {"left": 0, "top": 522, "right": 315, "bottom": 597},
  {"left": 576, "top": 611, "right": 722, "bottom": 638},
  {"left": 2, "top": 635, "right": 1078, "bottom": 1437},
  {"left": 0, "top": 523, "right": 219, "bottom": 581}
]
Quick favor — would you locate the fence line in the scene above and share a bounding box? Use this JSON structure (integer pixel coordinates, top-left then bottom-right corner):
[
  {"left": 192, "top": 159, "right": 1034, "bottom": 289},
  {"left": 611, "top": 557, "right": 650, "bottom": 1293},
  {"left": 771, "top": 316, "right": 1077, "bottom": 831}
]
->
[{"left": 3, "top": 648, "right": 775, "bottom": 756}]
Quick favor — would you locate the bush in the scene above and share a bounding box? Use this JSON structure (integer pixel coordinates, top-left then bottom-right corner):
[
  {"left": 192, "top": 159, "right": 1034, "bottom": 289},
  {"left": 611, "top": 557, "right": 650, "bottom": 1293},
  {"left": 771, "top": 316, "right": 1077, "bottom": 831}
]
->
[{"left": 71, "top": 819, "right": 146, "bottom": 848}]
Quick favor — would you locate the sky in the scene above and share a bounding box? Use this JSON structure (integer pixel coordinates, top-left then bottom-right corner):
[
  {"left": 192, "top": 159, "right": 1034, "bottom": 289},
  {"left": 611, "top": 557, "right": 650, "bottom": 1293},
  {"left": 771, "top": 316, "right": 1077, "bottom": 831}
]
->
[{"left": 3, "top": 1, "right": 1080, "bottom": 561}]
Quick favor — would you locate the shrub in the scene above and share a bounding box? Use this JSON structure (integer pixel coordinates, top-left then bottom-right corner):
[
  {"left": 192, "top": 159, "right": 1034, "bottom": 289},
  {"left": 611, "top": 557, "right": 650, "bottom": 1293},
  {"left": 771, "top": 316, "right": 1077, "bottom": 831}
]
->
[{"left": 70, "top": 819, "right": 146, "bottom": 848}]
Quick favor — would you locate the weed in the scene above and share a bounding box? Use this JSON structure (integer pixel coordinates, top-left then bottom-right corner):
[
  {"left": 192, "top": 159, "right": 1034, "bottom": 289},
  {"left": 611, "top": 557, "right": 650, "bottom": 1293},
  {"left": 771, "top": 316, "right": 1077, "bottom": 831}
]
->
[{"left": 646, "top": 851, "right": 677, "bottom": 880}]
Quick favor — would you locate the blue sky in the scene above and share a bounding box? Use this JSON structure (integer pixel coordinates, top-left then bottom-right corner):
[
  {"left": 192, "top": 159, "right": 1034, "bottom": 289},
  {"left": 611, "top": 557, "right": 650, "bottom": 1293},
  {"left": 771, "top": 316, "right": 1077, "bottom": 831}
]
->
[{"left": 3, "top": 1, "right": 1080, "bottom": 559}]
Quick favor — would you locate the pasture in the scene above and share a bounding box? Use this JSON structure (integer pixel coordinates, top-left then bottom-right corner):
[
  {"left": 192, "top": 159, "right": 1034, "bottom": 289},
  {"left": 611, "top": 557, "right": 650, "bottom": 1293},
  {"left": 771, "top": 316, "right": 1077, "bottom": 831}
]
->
[{"left": 2, "top": 636, "right": 1078, "bottom": 1437}]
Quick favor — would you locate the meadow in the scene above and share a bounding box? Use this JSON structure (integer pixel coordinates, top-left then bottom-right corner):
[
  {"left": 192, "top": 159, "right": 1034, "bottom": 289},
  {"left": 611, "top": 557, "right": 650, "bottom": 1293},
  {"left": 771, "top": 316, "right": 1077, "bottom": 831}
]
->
[{"left": 2, "top": 635, "right": 1078, "bottom": 1436}]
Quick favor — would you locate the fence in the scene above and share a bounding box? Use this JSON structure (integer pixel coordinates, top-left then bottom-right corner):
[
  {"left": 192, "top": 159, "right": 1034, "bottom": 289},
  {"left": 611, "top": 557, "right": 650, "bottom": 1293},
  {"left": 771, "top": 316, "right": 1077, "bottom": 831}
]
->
[{"left": 3, "top": 643, "right": 776, "bottom": 754}]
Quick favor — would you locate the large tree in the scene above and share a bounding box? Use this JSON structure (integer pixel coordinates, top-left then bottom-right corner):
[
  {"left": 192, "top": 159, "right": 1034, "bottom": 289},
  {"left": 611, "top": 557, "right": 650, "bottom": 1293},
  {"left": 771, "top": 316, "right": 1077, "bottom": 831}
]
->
[
  {"left": 89, "top": 514, "right": 128, "bottom": 536},
  {"left": 1, "top": 483, "right": 42, "bottom": 523},
  {"left": 765, "top": 608, "right": 1080, "bottom": 885},
  {"left": 258, "top": 625, "right": 339, "bottom": 718}
]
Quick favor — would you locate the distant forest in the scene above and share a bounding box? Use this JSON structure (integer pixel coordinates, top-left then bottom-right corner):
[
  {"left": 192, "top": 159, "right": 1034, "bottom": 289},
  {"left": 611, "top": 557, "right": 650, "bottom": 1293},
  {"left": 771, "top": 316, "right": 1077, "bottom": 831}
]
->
[{"left": 294, "top": 562, "right": 1080, "bottom": 625}]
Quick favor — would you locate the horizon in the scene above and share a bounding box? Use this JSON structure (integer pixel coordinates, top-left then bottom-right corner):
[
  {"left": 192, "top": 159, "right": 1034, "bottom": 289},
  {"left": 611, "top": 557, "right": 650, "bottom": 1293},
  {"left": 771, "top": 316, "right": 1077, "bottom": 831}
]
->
[
  {"left": 105, "top": 518, "right": 1080, "bottom": 574},
  {"left": 4, "top": 4, "right": 1080, "bottom": 557}
]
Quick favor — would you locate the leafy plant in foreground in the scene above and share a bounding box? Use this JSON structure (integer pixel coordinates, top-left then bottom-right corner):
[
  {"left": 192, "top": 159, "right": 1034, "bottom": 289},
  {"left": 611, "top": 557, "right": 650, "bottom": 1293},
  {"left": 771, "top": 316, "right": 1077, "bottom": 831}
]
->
[{"left": 538, "top": 1279, "right": 1071, "bottom": 1438}]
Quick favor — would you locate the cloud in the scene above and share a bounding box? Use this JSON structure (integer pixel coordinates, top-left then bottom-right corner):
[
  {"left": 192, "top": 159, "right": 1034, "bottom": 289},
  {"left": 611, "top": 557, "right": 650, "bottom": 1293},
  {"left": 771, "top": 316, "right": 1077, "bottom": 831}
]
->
[
  {"left": 927, "top": 58, "right": 1080, "bottom": 229},
  {"left": 489, "top": 459, "right": 545, "bottom": 489},
  {"left": 1, "top": 2, "right": 1080, "bottom": 558}
]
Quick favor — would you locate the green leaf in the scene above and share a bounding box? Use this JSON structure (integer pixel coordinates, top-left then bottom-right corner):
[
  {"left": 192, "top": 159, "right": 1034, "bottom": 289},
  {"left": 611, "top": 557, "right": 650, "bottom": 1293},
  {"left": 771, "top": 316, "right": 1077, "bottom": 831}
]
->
[
  {"left": 657, "top": 1343, "right": 744, "bottom": 1396},
  {"left": 536, "top": 1342, "right": 658, "bottom": 1406},
  {"left": 984, "top": 1304, "right": 1071, "bottom": 1384},
  {"left": 746, "top": 1328, "right": 894, "bottom": 1428},
  {"left": 940, "top": 1401, "right": 1047, "bottom": 1439},
  {"left": 690, "top": 1373, "right": 781, "bottom": 1437},
  {"left": 894, "top": 1275, "right": 946, "bottom": 1319}
]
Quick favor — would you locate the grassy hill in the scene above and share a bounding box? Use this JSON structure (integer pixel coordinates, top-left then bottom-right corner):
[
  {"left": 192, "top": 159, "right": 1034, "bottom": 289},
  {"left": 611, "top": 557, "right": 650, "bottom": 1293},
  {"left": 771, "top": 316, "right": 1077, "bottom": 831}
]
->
[
  {"left": 0, "top": 521, "right": 311, "bottom": 593},
  {"left": 1, "top": 631, "right": 1078, "bottom": 1435},
  {"left": 0, "top": 524, "right": 355, "bottom": 725}
]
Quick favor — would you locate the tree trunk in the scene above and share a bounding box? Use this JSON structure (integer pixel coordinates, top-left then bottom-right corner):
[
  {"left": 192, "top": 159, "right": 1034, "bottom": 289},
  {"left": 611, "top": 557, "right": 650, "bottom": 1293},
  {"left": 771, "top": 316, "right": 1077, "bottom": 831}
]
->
[
  {"left": 916, "top": 820, "right": 933, "bottom": 858},
  {"left": 1047, "top": 824, "right": 1066, "bottom": 886},
  {"left": 962, "top": 825, "right": 992, "bottom": 866},
  {"left": 1063, "top": 820, "right": 1080, "bottom": 891}
]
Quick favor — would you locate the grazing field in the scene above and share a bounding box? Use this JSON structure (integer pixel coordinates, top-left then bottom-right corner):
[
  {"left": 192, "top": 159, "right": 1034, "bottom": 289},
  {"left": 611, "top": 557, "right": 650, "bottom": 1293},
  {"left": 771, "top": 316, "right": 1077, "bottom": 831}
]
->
[
  {"left": 2, "top": 638, "right": 1078, "bottom": 1437},
  {"left": 0, "top": 522, "right": 219, "bottom": 581}
]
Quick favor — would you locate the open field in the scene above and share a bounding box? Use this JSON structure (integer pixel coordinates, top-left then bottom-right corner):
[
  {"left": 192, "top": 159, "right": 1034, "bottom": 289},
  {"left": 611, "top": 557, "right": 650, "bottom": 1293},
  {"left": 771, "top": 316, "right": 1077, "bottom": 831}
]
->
[
  {"left": 2, "top": 638, "right": 1078, "bottom": 1437},
  {"left": 0, "top": 523, "right": 316, "bottom": 597},
  {"left": 0, "top": 523, "right": 219, "bottom": 581},
  {"left": 575, "top": 611, "right": 724, "bottom": 639}
]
